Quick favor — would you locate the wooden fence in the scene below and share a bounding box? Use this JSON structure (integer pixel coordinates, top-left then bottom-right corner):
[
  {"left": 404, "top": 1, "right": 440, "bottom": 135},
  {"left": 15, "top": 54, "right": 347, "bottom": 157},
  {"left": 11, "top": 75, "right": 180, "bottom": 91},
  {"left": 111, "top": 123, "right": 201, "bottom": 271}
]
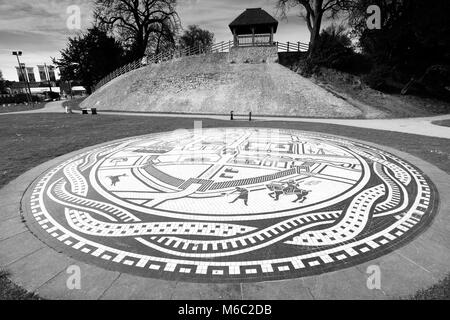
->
[{"left": 276, "top": 41, "right": 310, "bottom": 52}]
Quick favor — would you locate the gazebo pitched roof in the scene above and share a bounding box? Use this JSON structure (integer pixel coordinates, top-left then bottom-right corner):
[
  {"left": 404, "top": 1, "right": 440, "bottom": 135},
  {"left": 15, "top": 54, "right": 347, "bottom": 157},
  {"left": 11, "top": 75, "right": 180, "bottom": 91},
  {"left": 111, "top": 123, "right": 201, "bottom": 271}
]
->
[{"left": 229, "top": 8, "right": 278, "bottom": 34}]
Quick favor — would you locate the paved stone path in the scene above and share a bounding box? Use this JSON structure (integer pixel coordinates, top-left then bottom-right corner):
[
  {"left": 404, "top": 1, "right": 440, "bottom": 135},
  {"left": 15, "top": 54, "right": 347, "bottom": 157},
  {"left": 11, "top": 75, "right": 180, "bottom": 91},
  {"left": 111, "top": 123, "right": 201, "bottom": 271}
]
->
[
  {"left": 0, "top": 102, "right": 449, "bottom": 299},
  {"left": 3, "top": 101, "right": 449, "bottom": 139}
]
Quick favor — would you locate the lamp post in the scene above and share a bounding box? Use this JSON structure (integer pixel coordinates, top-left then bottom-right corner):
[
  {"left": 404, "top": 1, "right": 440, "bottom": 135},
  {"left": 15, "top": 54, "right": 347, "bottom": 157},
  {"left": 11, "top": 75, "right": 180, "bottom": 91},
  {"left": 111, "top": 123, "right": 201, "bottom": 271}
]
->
[
  {"left": 44, "top": 63, "right": 53, "bottom": 93},
  {"left": 12, "top": 51, "right": 33, "bottom": 105},
  {"left": 68, "top": 62, "right": 80, "bottom": 99}
]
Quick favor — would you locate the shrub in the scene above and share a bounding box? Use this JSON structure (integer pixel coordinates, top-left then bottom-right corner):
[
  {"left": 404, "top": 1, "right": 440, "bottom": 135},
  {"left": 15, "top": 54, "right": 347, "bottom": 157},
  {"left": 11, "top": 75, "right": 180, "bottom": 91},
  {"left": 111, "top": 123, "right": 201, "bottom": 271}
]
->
[
  {"left": 328, "top": 52, "right": 372, "bottom": 75},
  {"left": 362, "top": 64, "right": 394, "bottom": 91},
  {"left": 0, "top": 94, "right": 43, "bottom": 104},
  {"left": 312, "top": 25, "right": 373, "bottom": 75}
]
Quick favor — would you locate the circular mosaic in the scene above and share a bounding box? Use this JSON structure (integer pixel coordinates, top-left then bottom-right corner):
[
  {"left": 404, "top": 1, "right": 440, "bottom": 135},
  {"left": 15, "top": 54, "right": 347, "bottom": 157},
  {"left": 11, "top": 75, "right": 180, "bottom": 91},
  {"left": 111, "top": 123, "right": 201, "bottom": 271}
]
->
[{"left": 25, "top": 128, "right": 437, "bottom": 282}]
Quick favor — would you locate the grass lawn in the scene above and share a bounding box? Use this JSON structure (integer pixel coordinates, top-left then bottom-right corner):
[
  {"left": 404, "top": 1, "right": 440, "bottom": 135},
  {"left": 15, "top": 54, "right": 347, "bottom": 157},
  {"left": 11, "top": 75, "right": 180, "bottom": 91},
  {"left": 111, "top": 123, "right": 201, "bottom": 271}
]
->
[
  {"left": 0, "top": 270, "right": 40, "bottom": 300},
  {"left": 410, "top": 275, "right": 450, "bottom": 300},
  {"left": 0, "top": 102, "right": 45, "bottom": 114},
  {"left": 0, "top": 112, "right": 449, "bottom": 299}
]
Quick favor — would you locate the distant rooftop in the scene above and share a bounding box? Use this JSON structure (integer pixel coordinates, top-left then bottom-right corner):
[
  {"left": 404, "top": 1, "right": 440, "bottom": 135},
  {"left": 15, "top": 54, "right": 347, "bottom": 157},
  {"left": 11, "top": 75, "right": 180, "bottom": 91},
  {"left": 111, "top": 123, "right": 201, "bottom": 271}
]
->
[{"left": 229, "top": 8, "right": 279, "bottom": 34}]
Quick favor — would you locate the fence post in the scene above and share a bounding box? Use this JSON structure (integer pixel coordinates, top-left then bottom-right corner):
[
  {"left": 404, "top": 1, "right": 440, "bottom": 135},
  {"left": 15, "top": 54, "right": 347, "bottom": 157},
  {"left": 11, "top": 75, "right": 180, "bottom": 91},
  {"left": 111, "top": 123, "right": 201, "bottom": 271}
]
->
[
  {"left": 287, "top": 41, "right": 290, "bottom": 52},
  {"left": 298, "top": 42, "right": 300, "bottom": 52}
]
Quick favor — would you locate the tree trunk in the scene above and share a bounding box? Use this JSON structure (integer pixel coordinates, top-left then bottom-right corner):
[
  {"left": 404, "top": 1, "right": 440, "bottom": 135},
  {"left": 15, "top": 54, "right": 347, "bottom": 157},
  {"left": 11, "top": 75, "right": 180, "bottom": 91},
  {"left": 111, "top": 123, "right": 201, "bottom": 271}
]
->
[
  {"left": 155, "top": 33, "right": 162, "bottom": 55},
  {"left": 308, "top": 10, "right": 323, "bottom": 58}
]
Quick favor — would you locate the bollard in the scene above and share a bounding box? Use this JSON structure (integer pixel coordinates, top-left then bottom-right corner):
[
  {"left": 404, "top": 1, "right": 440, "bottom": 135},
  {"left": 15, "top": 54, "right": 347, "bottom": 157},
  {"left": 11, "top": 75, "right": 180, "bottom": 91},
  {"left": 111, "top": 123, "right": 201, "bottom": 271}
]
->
[
  {"left": 249, "top": 112, "right": 252, "bottom": 122},
  {"left": 230, "top": 111, "right": 234, "bottom": 121}
]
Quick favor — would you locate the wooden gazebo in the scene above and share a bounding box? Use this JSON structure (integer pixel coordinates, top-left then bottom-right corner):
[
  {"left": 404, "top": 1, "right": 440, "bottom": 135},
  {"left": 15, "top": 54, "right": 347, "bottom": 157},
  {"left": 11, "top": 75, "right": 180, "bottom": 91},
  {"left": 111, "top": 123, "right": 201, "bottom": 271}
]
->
[{"left": 229, "top": 8, "right": 279, "bottom": 47}]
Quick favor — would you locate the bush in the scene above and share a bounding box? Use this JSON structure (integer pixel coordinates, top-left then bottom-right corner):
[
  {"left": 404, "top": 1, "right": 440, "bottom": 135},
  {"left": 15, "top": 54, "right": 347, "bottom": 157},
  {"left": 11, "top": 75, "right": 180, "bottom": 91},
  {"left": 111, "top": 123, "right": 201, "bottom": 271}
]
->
[
  {"left": 328, "top": 52, "right": 372, "bottom": 75},
  {"left": 362, "top": 64, "right": 394, "bottom": 91},
  {"left": 311, "top": 25, "right": 373, "bottom": 75},
  {"left": 0, "top": 94, "right": 43, "bottom": 104},
  {"left": 45, "top": 91, "right": 61, "bottom": 101},
  {"left": 422, "top": 65, "right": 450, "bottom": 95}
]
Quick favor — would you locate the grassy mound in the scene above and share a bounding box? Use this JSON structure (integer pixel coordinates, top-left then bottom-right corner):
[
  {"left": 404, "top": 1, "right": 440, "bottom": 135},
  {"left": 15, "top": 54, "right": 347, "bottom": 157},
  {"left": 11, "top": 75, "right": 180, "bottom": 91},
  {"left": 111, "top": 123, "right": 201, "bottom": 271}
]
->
[{"left": 82, "top": 53, "right": 363, "bottom": 118}]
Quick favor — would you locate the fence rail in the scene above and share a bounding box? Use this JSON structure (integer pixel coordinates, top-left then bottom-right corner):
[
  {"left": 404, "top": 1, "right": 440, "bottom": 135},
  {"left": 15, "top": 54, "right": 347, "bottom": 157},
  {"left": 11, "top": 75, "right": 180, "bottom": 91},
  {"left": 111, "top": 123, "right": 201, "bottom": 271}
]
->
[
  {"left": 276, "top": 41, "right": 310, "bottom": 52},
  {"left": 93, "top": 40, "right": 309, "bottom": 91},
  {"left": 237, "top": 34, "right": 272, "bottom": 46}
]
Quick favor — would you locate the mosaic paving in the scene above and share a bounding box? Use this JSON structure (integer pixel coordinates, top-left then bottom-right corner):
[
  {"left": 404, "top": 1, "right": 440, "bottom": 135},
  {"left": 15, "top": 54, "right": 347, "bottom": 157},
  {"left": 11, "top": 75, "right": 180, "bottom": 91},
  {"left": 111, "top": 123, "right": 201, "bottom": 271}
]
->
[{"left": 24, "top": 128, "right": 438, "bottom": 282}]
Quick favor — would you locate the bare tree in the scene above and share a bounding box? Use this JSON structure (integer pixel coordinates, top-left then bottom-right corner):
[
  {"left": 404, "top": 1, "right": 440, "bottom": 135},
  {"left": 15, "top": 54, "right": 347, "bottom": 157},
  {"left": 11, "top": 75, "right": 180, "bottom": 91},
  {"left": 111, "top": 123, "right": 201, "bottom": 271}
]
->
[
  {"left": 94, "top": 0, "right": 181, "bottom": 59},
  {"left": 277, "top": 0, "right": 351, "bottom": 57},
  {"left": 148, "top": 19, "right": 178, "bottom": 55}
]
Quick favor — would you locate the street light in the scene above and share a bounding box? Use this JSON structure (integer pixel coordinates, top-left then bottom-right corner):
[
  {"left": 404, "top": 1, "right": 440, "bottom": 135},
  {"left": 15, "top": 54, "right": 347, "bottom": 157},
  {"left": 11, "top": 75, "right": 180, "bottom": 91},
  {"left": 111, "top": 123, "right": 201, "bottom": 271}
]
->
[
  {"left": 43, "top": 63, "right": 53, "bottom": 93},
  {"left": 12, "top": 51, "right": 33, "bottom": 105},
  {"left": 68, "top": 62, "right": 80, "bottom": 99}
]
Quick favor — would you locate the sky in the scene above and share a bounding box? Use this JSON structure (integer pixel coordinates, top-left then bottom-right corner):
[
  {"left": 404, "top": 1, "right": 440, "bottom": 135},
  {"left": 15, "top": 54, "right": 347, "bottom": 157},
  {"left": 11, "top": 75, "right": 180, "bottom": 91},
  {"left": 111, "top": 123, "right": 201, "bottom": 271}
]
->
[{"left": 0, "top": 0, "right": 316, "bottom": 81}]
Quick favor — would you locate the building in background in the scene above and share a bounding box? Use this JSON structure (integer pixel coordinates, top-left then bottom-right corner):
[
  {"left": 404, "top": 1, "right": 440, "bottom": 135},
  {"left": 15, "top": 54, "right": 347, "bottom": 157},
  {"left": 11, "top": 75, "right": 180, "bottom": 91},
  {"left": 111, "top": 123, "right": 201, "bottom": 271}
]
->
[
  {"left": 15, "top": 64, "right": 26, "bottom": 82},
  {"left": 26, "top": 67, "right": 36, "bottom": 82},
  {"left": 15, "top": 64, "right": 37, "bottom": 83},
  {"left": 37, "top": 65, "right": 47, "bottom": 82},
  {"left": 47, "top": 65, "right": 56, "bottom": 82},
  {"left": 37, "top": 65, "right": 57, "bottom": 82},
  {"left": 37, "top": 64, "right": 57, "bottom": 83},
  {"left": 6, "top": 63, "right": 69, "bottom": 98},
  {"left": 15, "top": 64, "right": 58, "bottom": 83}
]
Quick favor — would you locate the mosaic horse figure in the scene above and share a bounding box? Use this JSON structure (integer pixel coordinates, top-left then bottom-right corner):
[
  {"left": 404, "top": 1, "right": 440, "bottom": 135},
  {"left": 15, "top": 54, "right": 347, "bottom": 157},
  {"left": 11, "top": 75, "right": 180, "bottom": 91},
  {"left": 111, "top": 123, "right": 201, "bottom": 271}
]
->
[{"left": 267, "top": 181, "right": 311, "bottom": 203}]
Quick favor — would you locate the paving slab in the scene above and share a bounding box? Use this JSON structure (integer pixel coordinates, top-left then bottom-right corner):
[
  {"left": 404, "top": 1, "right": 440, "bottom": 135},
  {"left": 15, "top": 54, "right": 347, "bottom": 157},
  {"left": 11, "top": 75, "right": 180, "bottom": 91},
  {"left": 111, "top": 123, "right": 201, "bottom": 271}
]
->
[
  {"left": 37, "top": 260, "right": 120, "bottom": 300},
  {"left": 300, "top": 266, "right": 387, "bottom": 300},
  {"left": 100, "top": 274, "right": 178, "bottom": 300},
  {"left": 7, "top": 247, "right": 73, "bottom": 293},
  {"left": 170, "top": 282, "right": 242, "bottom": 300},
  {"left": 354, "top": 252, "right": 437, "bottom": 298},
  {"left": 0, "top": 231, "right": 46, "bottom": 266},
  {"left": 0, "top": 204, "right": 21, "bottom": 222},
  {"left": 242, "top": 279, "right": 314, "bottom": 300},
  {"left": 395, "top": 236, "right": 450, "bottom": 280},
  {"left": 0, "top": 216, "right": 27, "bottom": 241}
]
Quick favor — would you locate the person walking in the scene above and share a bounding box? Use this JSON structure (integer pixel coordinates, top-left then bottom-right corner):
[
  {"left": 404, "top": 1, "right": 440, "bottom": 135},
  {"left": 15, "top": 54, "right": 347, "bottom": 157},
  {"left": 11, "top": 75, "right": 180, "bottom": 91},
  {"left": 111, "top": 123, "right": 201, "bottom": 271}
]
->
[{"left": 229, "top": 187, "right": 249, "bottom": 206}]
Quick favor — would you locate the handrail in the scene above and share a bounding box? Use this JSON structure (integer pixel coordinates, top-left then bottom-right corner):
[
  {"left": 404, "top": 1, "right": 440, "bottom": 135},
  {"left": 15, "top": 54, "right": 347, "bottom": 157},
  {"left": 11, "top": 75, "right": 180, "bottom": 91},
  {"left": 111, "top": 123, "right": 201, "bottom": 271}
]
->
[{"left": 93, "top": 40, "right": 309, "bottom": 91}]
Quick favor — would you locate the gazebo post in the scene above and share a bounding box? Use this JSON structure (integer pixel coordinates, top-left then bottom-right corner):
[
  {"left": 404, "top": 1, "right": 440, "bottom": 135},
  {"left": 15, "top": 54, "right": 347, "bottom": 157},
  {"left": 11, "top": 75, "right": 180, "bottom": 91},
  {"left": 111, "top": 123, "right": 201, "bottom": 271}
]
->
[
  {"left": 252, "top": 27, "right": 255, "bottom": 46},
  {"left": 270, "top": 26, "right": 274, "bottom": 45}
]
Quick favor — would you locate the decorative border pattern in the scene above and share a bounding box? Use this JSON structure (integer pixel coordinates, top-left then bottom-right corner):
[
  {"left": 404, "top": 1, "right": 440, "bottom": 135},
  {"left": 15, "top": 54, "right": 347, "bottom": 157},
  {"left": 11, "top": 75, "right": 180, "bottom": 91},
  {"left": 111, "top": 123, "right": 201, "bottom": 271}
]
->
[{"left": 25, "top": 129, "right": 438, "bottom": 282}]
